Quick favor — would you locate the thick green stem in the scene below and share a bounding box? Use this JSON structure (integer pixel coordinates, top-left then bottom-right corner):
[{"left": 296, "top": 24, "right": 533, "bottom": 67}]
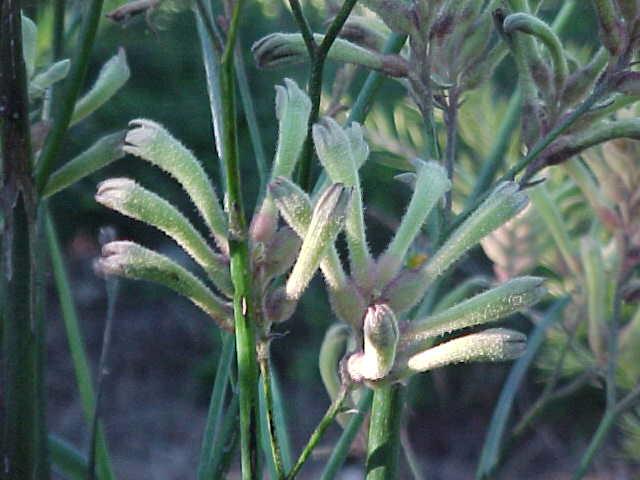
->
[
  {"left": 1, "top": 1, "right": 38, "bottom": 476},
  {"left": 366, "top": 384, "right": 404, "bottom": 480},
  {"left": 35, "top": 0, "right": 104, "bottom": 192},
  {"left": 220, "top": 3, "right": 260, "bottom": 479},
  {"left": 295, "top": 0, "right": 359, "bottom": 191}
]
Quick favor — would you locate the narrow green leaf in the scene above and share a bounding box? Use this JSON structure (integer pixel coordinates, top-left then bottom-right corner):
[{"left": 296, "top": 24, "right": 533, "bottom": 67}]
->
[
  {"left": 49, "top": 435, "right": 88, "bottom": 480},
  {"left": 29, "top": 59, "right": 70, "bottom": 99},
  {"left": 42, "top": 130, "right": 126, "bottom": 198},
  {"left": 476, "top": 298, "right": 568, "bottom": 480},
  {"left": 71, "top": 48, "right": 130, "bottom": 125},
  {"left": 45, "top": 212, "right": 116, "bottom": 480},
  {"left": 198, "top": 332, "right": 235, "bottom": 480}
]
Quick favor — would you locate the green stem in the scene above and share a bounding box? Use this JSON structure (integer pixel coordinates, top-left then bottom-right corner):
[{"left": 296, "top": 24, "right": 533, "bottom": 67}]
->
[
  {"left": 366, "top": 384, "right": 404, "bottom": 480},
  {"left": 35, "top": 0, "right": 104, "bottom": 192},
  {"left": 1, "top": 1, "right": 37, "bottom": 476},
  {"left": 320, "top": 389, "right": 373, "bottom": 480},
  {"left": 296, "top": 0, "right": 359, "bottom": 191},
  {"left": 287, "top": 386, "right": 351, "bottom": 479},
  {"left": 220, "top": 3, "right": 260, "bottom": 479},
  {"left": 259, "top": 351, "right": 285, "bottom": 479}
]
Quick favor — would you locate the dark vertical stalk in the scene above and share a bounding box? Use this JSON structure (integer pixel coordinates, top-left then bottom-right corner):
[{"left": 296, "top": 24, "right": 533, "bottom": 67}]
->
[
  {"left": 293, "top": 0, "right": 359, "bottom": 191},
  {"left": 1, "top": 1, "right": 38, "bottom": 478},
  {"left": 366, "top": 384, "right": 404, "bottom": 480},
  {"left": 219, "top": 2, "right": 260, "bottom": 478}
]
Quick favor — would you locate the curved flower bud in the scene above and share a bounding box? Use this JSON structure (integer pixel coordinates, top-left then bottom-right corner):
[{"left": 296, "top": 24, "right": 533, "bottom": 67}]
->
[
  {"left": 264, "top": 287, "right": 298, "bottom": 324},
  {"left": 285, "top": 184, "right": 352, "bottom": 300},
  {"left": 503, "top": 13, "right": 568, "bottom": 94},
  {"left": 424, "top": 182, "right": 528, "bottom": 282},
  {"left": 98, "top": 241, "right": 233, "bottom": 331},
  {"left": 261, "top": 226, "right": 302, "bottom": 282},
  {"left": 376, "top": 160, "right": 450, "bottom": 287},
  {"left": 96, "top": 178, "right": 232, "bottom": 296},
  {"left": 252, "top": 33, "right": 408, "bottom": 77},
  {"left": 403, "top": 329, "right": 526, "bottom": 374},
  {"left": 348, "top": 303, "right": 399, "bottom": 382},
  {"left": 319, "top": 324, "right": 351, "bottom": 402},
  {"left": 124, "top": 119, "right": 228, "bottom": 252},
  {"left": 402, "top": 277, "right": 545, "bottom": 356}
]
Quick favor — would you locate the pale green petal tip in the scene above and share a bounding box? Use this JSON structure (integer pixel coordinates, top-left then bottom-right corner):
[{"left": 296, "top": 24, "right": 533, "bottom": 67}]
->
[{"left": 407, "top": 328, "right": 527, "bottom": 373}]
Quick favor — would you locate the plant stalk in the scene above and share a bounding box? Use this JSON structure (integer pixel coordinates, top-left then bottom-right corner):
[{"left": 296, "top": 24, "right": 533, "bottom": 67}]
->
[
  {"left": 366, "top": 384, "right": 405, "bottom": 480},
  {"left": 294, "top": 0, "right": 359, "bottom": 191},
  {"left": 220, "top": 2, "right": 260, "bottom": 478},
  {"left": 1, "top": 1, "right": 38, "bottom": 476}
]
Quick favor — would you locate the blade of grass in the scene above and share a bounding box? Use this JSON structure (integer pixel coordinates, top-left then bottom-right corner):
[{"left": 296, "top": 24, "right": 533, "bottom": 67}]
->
[
  {"left": 49, "top": 435, "right": 88, "bottom": 480},
  {"left": 320, "top": 389, "right": 373, "bottom": 480},
  {"left": 88, "top": 264, "right": 120, "bottom": 480},
  {"left": 259, "top": 357, "right": 286, "bottom": 479},
  {"left": 197, "top": 332, "right": 236, "bottom": 480},
  {"left": 235, "top": 44, "right": 268, "bottom": 193},
  {"left": 45, "top": 211, "right": 116, "bottom": 480},
  {"left": 271, "top": 366, "right": 293, "bottom": 471},
  {"left": 476, "top": 297, "right": 569, "bottom": 480},
  {"left": 209, "top": 393, "right": 241, "bottom": 479},
  {"left": 36, "top": 0, "right": 105, "bottom": 192}
]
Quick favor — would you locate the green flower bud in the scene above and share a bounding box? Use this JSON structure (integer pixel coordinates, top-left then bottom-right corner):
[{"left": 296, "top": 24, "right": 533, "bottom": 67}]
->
[
  {"left": 358, "top": 0, "right": 414, "bottom": 34},
  {"left": 261, "top": 226, "right": 302, "bottom": 281},
  {"left": 319, "top": 324, "right": 351, "bottom": 402},
  {"left": 314, "top": 118, "right": 372, "bottom": 287},
  {"left": 340, "top": 15, "right": 392, "bottom": 51},
  {"left": 99, "top": 241, "right": 233, "bottom": 331},
  {"left": 264, "top": 287, "right": 298, "bottom": 324},
  {"left": 269, "top": 176, "right": 313, "bottom": 236},
  {"left": 285, "top": 184, "right": 352, "bottom": 300},
  {"left": 347, "top": 303, "right": 399, "bottom": 382},
  {"left": 124, "top": 119, "right": 228, "bottom": 252},
  {"left": 72, "top": 48, "right": 131, "bottom": 126},
  {"left": 252, "top": 33, "right": 408, "bottom": 77},
  {"left": 273, "top": 78, "right": 312, "bottom": 179},
  {"left": 313, "top": 118, "right": 359, "bottom": 187},
  {"left": 403, "top": 328, "right": 526, "bottom": 374},
  {"left": 96, "top": 178, "right": 232, "bottom": 296},
  {"left": 29, "top": 59, "right": 70, "bottom": 100},
  {"left": 402, "top": 277, "right": 545, "bottom": 356},
  {"left": 424, "top": 182, "right": 528, "bottom": 282},
  {"left": 383, "top": 182, "right": 528, "bottom": 313},
  {"left": 581, "top": 237, "right": 609, "bottom": 361},
  {"left": 376, "top": 160, "right": 450, "bottom": 287}
]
